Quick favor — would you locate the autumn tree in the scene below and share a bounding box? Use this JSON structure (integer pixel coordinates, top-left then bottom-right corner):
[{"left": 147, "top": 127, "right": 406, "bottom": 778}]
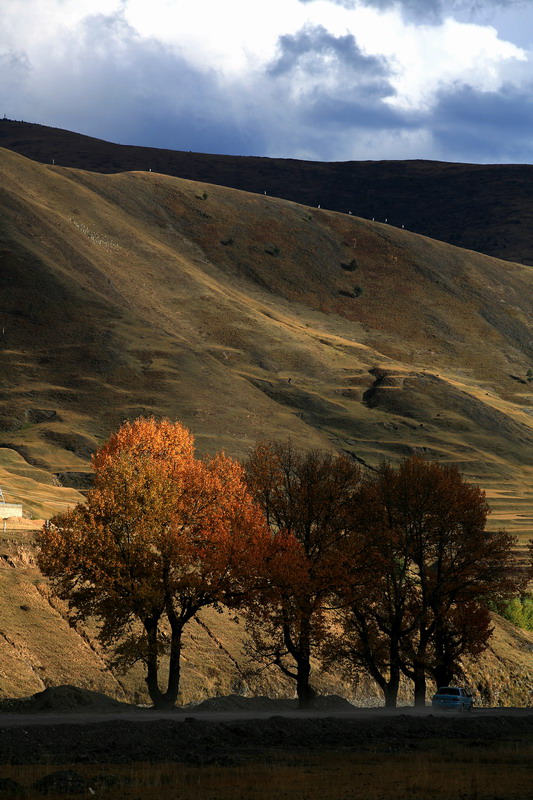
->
[
  {"left": 37, "top": 417, "right": 272, "bottom": 710},
  {"left": 244, "top": 441, "right": 365, "bottom": 709},
  {"left": 429, "top": 601, "right": 493, "bottom": 688},
  {"left": 324, "top": 472, "right": 418, "bottom": 708},
  {"left": 328, "top": 457, "right": 524, "bottom": 707}
]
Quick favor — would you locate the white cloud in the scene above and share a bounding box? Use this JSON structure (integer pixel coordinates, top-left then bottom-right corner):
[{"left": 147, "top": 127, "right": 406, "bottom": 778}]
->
[
  {"left": 352, "top": 10, "right": 527, "bottom": 109},
  {"left": 123, "top": 0, "right": 309, "bottom": 74}
]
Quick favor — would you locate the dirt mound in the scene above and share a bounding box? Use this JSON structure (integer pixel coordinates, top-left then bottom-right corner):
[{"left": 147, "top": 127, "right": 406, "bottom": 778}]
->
[
  {"left": 0, "top": 685, "right": 131, "bottom": 714},
  {"left": 2, "top": 712, "right": 533, "bottom": 768},
  {"left": 192, "top": 694, "right": 295, "bottom": 712},
  {"left": 191, "top": 694, "right": 355, "bottom": 713}
]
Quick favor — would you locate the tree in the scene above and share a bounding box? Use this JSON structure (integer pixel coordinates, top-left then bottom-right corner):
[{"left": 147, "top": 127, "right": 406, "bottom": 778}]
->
[
  {"left": 325, "top": 472, "right": 417, "bottom": 708},
  {"left": 392, "top": 458, "right": 522, "bottom": 704},
  {"left": 37, "top": 417, "right": 271, "bottom": 709},
  {"left": 328, "top": 457, "right": 524, "bottom": 707},
  {"left": 244, "top": 441, "right": 365, "bottom": 709},
  {"left": 430, "top": 601, "right": 493, "bottom": 688}
]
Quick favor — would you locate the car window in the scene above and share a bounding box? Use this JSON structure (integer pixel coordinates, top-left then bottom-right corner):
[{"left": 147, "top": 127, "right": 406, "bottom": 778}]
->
[{"left": 436, "top": 688, "right": 460, "bottom": 696}]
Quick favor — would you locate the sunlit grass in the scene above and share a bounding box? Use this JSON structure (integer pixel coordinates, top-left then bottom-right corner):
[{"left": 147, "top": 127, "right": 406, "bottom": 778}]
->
[{"left": 3, "top": 743, "right": 533, "bottom": 799}]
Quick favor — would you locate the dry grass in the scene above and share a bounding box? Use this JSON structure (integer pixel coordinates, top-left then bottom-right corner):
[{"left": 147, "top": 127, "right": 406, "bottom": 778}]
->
[
  {"left": 1, "top": 148, "right": 532, "bottom": 515},
  {"left": 0, "top": 146, "right": 532, "bottom": 705},
  {"left": 4, "top": 117, "right": 533, "bottom": 268},
  {"left": 0, "top": 448, "right": 84, "bottom": 519},
  {"left": 3, "top": 744, "right": 533, "bottom": 799}
]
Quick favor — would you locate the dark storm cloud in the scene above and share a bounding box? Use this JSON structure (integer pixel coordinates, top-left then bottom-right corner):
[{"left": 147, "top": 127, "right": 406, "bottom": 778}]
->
[
  {"left": 265, "top": 24, "right": 413, "bottom": 151},
  {"left": 4, "top": 6, "right": 532, "bottom": 164},
  {"left": 269, "top": 24, "right": 389, "bottom": 86},
  {"left": 0, "top": 49, "right": 29, "bottom": 97},
  {"left": 302, "top": 93, "right": 412, "bottom": 130},
  {"left": 430, "top": 82, "right": 533, "bottom": 162},
  {"left": 268, "top": 24, "right": 399, "bottom": 115},
  {"left": 3, "top": 10, "right": 267, "bottom": 156},
  {"left": 3, "top": 11, "right": 408, "bottom": 160}
]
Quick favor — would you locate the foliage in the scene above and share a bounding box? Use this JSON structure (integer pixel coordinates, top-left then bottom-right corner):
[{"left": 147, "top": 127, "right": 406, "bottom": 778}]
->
[
  {"left": 325, "top": 457, "right": 524, "bottom": 707},
  {"left": 36, "top": 417, "right": 272, "bottom": 709},
  {"left": 340, "top": 259, "right": 358, "bottom": 271},
  {"left": 491, "top": 593, "right": 533, "bottom": 631},
  {"left": 244, "top": 441, "right": 365, "bottom": 708}
]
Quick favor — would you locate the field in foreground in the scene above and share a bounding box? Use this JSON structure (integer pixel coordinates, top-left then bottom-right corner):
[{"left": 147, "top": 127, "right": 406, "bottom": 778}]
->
[
  {"left": 2, "top": 747, "right": 533, "bottom": 800},
  {"left": 1, "top": 703, "right": 533, "bottom": 800}
]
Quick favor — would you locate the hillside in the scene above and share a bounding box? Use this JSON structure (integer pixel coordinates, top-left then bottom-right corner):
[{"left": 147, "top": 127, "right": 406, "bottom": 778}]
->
[
  {"left": 3, "top": 118, "right": 533, "bottom": 266},
  {"left": 1, "top": 520, "right": 532, "bottom": 707},
  {"left": 1, "top": 146, "right": 532, "bottom": 534},
  {"left": 0, "top": 146, "right": 532, "bottom": 705}
]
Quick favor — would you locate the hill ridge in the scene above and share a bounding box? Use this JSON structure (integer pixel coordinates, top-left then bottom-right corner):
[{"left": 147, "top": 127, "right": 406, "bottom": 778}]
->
[{"left": 2, "top": 118, "right": 533, "bottom": 265}]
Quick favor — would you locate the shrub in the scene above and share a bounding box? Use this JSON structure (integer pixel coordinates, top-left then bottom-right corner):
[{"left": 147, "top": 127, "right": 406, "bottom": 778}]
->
[
  {"left": 492, "top": 593, "right": 533, "bottom": 631},
  {"left": 340, "top": 259, "right": 358, "bottom": 272}
]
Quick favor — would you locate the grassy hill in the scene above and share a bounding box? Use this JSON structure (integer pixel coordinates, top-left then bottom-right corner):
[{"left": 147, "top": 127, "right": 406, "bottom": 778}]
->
[
  {"left": 0, "top": 145, "right": 532, "bottom": 704},
  {"left": 3, "top": 118, "right": 533, "bottom": 266},
  {"left": 1, "top": 146, "right": 532, "bottom": 533}
]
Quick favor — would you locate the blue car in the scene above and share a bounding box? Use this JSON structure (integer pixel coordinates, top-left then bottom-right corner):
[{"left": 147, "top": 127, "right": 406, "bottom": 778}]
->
[{"left": 431, "top": 686, "right": 473, "bottom": 712}]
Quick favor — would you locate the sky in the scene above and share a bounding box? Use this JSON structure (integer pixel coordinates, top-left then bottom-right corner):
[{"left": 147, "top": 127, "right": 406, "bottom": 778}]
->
[{"left": 2, "top": 0, "right": 533, "bottom": 163}]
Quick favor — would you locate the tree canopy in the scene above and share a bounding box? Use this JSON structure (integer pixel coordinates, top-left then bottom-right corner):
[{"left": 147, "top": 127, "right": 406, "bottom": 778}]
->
[
  {"left": 37, "top": 417, "right": 274, "bottom": 709},
  {"left": 37, "top": 426, "right": 530, "bottom": 709},
  {"left": 326, "top": 457, "right": 526, "bottom": 706},
  {"left": 245, "top": 441, "right": 365, "bottom": 708}
]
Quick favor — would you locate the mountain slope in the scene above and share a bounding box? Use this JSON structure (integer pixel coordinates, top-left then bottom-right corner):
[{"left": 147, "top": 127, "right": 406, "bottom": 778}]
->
[
  {"left": 0, "top": 147, "right": 532, "bottom": 705},
  {"left": 0, "top": 146, "right": 532, "bottom": 541},
  {"left": 2, "top": 118, "right": 533, "bottom": 265}
]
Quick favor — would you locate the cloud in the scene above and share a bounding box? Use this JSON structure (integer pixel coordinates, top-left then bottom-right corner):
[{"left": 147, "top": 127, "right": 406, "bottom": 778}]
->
[
  {"left": 268, "top": 24, "right": 391, "bottom": 92},
  {"left": 264, "top": 24, "right": 415, "bottom": 153},
  {"left": 1, "top": 10, "right": 408, "bottom": 160},
  {"left": 1, "top": 0, "right": 532, "bottom": 165},
  {"left": 0, "top": 50, "right": 29, "bottom": 97},
  {"left": 1, "top": 10, "right": 269, "bottom": 155},
  {"left": 298, "top": 0, "right": 528, "bottom": 24},
  {"left": 430, "top": 81, "right": 533, "bottom": 162}
]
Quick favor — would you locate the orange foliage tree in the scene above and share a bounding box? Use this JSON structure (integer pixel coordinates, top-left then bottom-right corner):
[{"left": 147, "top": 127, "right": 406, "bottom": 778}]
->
[
  {"left": 328, "top": 457, "right": 524, "bottom": 707},
  {"left": 36, "top": 417, "right": 273, "bottom": 709},
  {"left": 244, "top": 441, "right": 365, "bottom": 709}
]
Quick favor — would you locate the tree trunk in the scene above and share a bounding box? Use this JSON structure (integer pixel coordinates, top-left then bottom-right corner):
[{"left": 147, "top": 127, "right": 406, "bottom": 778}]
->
[
  {"left": 433, "top": 662, "right": 454, "bottom": 688},
  {"left": 296, "top": 657, "right": 316, "bottom": 709},
  {"left": 162, "top": 617, "right": 184, "bottom": 709},
  {"left": 282, "top": 619, "right": 316, "bottom": 710},
  {"left": 432, "top": 624, "right": 456, "bottom": 689},
  {"left": 383, "top": 627, "right": 402, "bottom": 708},
  {"left": 384, "top": 668, "right": 400, "bottom": 708},
  {"left": 413, "top": 663, "right": 426, "bottom": 707},
  {"left": 144, "top": 615, "right": 169, "bottom": 709},
  {"left": 410, "top": 620, "right": 430, "bottom": 707}
]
